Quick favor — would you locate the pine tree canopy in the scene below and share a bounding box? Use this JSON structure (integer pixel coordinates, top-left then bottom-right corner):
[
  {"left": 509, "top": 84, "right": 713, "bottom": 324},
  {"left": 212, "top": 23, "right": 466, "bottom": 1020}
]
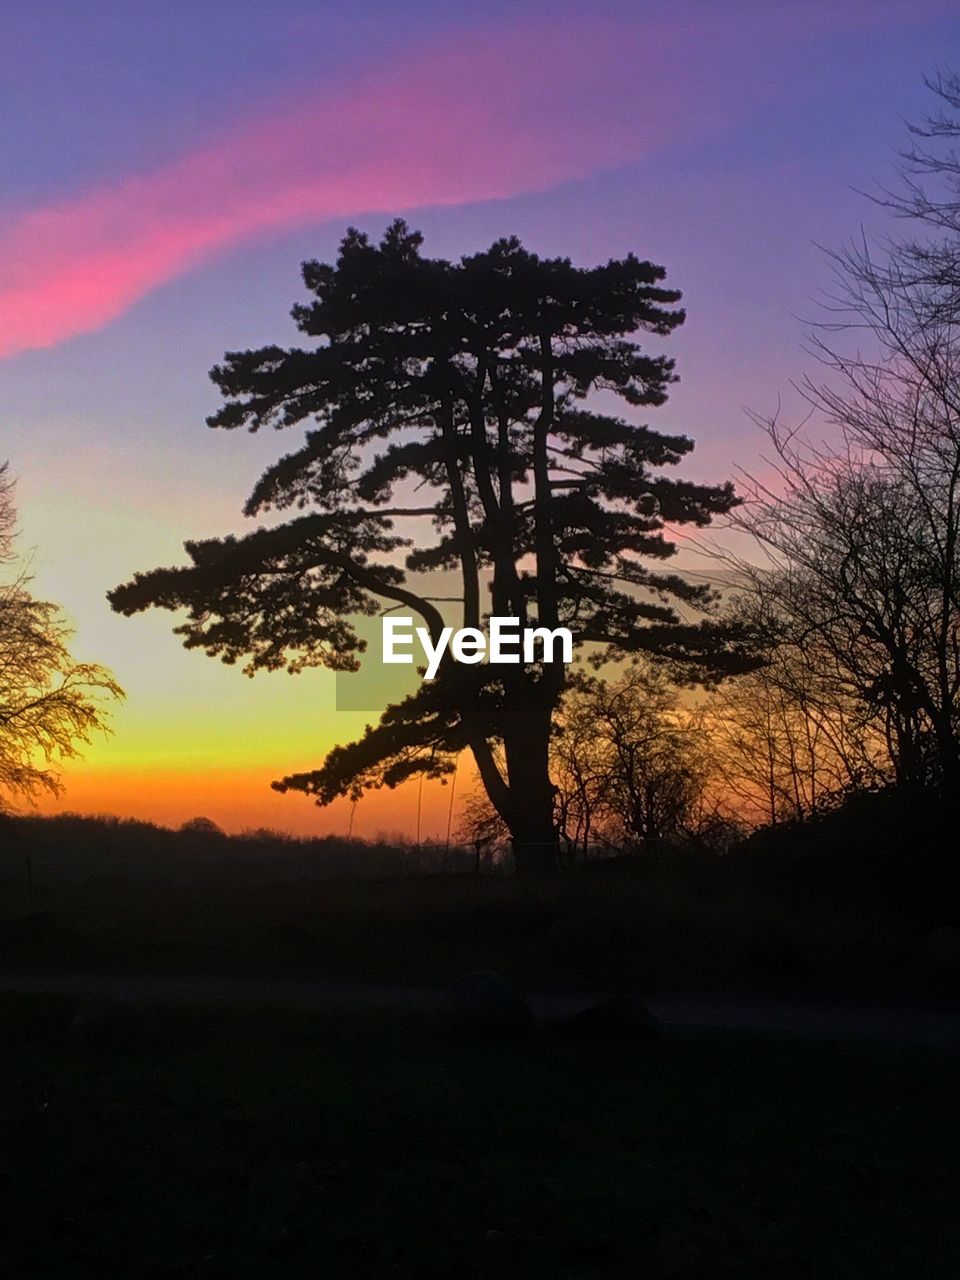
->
[{"left": 109, "top": 222, "right": 747, "bottom": 866}]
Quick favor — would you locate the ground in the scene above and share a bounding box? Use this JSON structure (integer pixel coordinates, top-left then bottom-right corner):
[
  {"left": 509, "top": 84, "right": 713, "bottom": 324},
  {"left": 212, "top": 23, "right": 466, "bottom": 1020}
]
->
[
  {"left": 1, "top": 994, "right": 958, "bottom": 1278},
  {"left": 0, "top": 865, "right": 932, "bottom": 1003}
]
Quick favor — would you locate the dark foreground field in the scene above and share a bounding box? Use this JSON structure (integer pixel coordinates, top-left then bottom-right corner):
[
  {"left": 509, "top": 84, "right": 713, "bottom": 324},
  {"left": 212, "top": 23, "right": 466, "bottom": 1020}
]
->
[
  {"left": 1, "top": 994, "right": 958, "bottom": 1278},
  {"left": 4, "top": 797, "right": 959, "bottom": 1005},
  {"left": 0, "top": 868, "right": 933, "bottom": 1003}
]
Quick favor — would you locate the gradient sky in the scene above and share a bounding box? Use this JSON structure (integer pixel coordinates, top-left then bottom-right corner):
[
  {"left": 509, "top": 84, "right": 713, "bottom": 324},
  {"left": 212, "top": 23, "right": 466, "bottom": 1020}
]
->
[{"left": 3, "top": 0, "right": 959, "bottom": 838}]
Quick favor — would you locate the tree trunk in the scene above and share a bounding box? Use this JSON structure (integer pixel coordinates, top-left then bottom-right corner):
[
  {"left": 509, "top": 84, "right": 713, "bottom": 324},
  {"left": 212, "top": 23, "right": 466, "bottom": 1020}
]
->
[
  {"left": 503, "top": 702, "right": 560, "bottom": 874},
  {"left": 508, "top": 769, "right": 560, "bottom": 869},
  {"left": 511, "top": 837, "right": 559, "bottom": 874},
  {"left": 936, "top": 716, "right": 960, "bottom": 794}
]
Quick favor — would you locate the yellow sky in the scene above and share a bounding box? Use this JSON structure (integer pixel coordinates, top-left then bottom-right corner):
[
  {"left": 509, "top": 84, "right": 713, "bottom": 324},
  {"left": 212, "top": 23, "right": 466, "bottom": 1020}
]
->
[
  {"left": 19, "top": 457, "right": 732, "bottom": 840},
  {"left": 19, "top": 474, "right": 471, "bottom": 838}
]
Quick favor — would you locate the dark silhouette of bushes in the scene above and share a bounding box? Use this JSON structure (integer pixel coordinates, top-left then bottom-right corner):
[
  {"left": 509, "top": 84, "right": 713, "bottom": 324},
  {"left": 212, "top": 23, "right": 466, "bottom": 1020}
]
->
[
  {"left": 728, "top": 786, "right": 960, "bottom": 920},
  {"left": 0, "top": 812, "right": 478, "bottom": 885}
]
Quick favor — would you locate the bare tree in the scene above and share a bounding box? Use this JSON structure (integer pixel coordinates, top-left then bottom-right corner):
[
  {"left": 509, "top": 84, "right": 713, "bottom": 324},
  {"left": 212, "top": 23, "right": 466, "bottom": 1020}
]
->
[
  {"left": 0, "top": 466, "right": 122, "bottom": 805},
  {"left": 731, "top": 72, "right": 960, "bottom": 797},
  {"left": 550, "top": 674, "right": 612, "bottom": 861},
  {"left": 565, "top": 667, "right": 708, "bottom": 852},
  {"left": 703, "top": 589, "right": 890, "bottom": 824},
  {"left": 455, "top": 785, "right": 509, "bottom": 873}
]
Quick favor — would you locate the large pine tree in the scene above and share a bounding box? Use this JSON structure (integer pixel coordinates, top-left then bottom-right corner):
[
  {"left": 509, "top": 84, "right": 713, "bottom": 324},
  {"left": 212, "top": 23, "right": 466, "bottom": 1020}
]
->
[{"left": 110, "top": 222, "right": 746, "bottom": 870}]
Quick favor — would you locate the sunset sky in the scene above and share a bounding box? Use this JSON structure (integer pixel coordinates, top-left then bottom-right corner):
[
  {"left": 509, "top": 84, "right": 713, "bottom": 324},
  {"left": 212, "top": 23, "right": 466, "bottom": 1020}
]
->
[{"left": 4, "top": 0, "right": 960, "bottom": 839}]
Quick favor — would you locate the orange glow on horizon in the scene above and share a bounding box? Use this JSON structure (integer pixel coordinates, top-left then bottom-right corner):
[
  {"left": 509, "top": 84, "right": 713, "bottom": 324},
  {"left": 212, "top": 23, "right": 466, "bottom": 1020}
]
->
[{"left": 33, "top": 760, "right": 472, "bottom": 845}]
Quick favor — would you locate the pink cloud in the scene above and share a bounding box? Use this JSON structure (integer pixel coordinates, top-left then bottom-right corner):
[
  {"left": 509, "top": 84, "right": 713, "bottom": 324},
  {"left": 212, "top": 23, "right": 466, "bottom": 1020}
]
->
[
  {"left": 0, "top": 4, "right": 947, "bottom": 359},
  {"left": 0, "top": 18, "right": 752, "bottom": 358}
]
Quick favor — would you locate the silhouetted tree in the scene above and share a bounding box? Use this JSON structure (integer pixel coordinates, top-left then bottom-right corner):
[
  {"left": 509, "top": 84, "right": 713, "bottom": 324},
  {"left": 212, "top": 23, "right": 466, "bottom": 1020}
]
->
[
  {"left": 110, "top": 223, "right": 746, "bottom": 870},
  {"left": 738, "top": 436, "right": 960, "bottom": 792},
  {"left": 179, "top": 816, "right": 225, "bottom": 837},
  {"left": 869, "top": 68, "right": 960, "bottom": 306},
  {"left": 729, "top": 72, "right": 960, "bottom": 800},
  {"left": 575, "top": 666, "right": 707, "bottom": 850},
  {"left": 703, "top": 590, "right": 889, "bottom": 824},
  {"left": 455, "top": 787, "right": 509, "bottom": 874},
  {"left": 0, "top": 465, "right": 122, "bottom": 805},
  {"left": 551, "top": 673, "right": 611, "bottom": 861}
]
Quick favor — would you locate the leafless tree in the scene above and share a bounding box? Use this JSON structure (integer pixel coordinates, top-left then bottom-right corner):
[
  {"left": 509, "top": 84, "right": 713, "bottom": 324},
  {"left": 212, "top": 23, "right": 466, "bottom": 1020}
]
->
[
  {"left": 559, "top": 667, "right": 710, "bottom": 853},
  {"left": 731, "top": 72, "right": 960, "bottom": 796},
  {"left": 550, "top": 673, "right": 612, "bottom": 861},
  {"left": 455, "top": 785, "right": 510, "bottom": 873},
  {"left": 0, "top": 465, "right": 122, "bottom": 806},
  {"left": 702, "top": 586, "right": 890, "bottom": 824}
]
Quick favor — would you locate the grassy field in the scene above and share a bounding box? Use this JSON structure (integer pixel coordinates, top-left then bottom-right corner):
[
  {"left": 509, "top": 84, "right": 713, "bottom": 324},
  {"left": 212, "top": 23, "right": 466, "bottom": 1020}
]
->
[
  {"left": 1, "top": 993, "right": 958, "bottom": 1278},
  {"left": 0, "top": 864, "right": 933, "bottom": 1003}
]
